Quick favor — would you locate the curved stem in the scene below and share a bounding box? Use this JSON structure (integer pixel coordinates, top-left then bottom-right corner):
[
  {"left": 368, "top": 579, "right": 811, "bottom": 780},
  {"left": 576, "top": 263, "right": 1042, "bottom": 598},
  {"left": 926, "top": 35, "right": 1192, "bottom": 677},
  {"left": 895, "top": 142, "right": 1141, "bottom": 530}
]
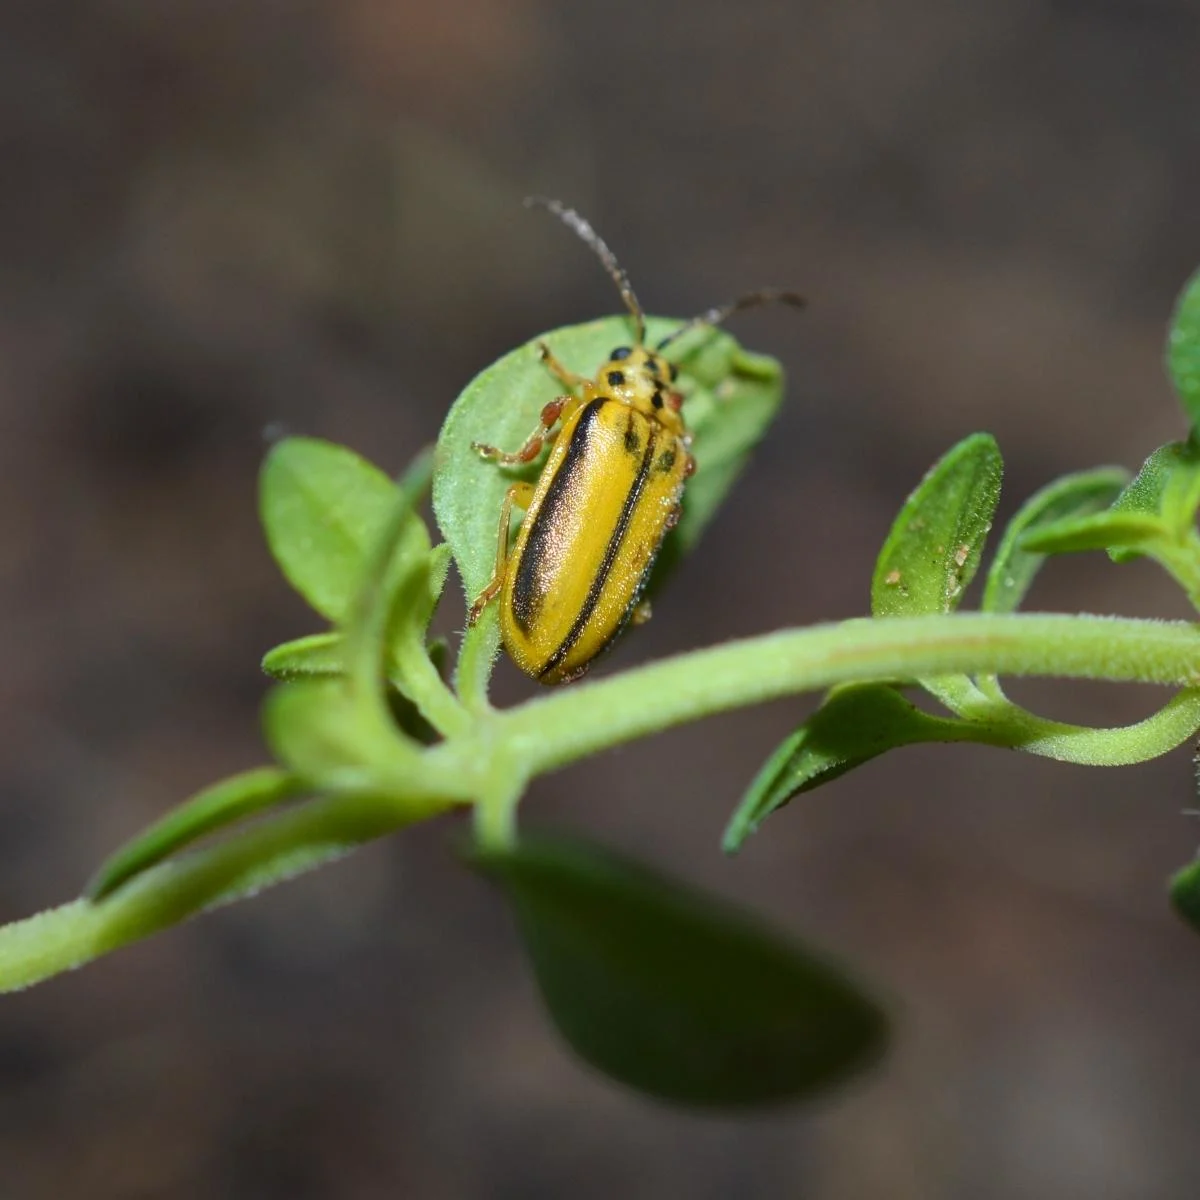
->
[
  {"left": 960, "top": 688, "right": 1200, "bottom": 765},
  {"left": 490, "top": 613, "right": 1200, "bottom": 777}
]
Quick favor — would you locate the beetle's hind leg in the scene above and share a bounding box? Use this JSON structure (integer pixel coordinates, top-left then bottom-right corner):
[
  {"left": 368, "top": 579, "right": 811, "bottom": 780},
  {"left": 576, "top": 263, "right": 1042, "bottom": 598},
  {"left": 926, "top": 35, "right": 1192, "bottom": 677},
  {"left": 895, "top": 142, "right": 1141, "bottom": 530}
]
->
[
  {"left": 467, "top": 481, "right": 535, "bottom": 625},
  {"left": 472, "top": 397, "right": 570, "bottom": 466},
  {"left": 537, "top": 341, "right": 589, "bottom": 389}
]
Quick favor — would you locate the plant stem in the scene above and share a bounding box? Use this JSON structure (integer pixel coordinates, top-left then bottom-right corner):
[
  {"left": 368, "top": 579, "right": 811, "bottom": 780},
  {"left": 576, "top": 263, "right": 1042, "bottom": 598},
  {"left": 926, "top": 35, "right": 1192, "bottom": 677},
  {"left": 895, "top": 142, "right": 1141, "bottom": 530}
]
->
[
  {"left": 0, "top": 790, "right": 454, "bottom": 995},
  {"left": 455, "top": 613, "right": 500, "bottom": 714},
  {"left": 490, "top": 613, "right": 1200, "bottom": 776}
]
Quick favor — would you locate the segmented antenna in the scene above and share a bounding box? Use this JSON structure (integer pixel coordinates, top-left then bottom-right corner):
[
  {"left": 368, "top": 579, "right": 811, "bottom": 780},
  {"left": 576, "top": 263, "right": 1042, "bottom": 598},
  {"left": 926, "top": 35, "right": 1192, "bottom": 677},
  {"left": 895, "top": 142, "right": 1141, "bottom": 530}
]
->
[
  {"left": 525, "top": 196, "right": 646, "bottom": 346},
  {"left": 657, "top": 289, "right": 806, "bottom": 351}
]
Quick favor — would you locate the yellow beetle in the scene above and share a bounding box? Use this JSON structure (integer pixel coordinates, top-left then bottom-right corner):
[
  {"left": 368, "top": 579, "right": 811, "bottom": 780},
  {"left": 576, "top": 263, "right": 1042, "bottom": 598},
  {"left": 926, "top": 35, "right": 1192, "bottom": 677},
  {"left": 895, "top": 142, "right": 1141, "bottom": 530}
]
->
[{"left": 468, "top": 198, "right": 803, "bottom": 684}]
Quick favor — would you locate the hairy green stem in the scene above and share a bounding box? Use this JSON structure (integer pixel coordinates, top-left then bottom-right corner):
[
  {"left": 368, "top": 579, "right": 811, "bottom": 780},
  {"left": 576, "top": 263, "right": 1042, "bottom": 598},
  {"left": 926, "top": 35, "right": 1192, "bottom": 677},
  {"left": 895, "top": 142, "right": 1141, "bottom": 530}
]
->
[
  {"left": 5, "top": 610, "right": 1200, "bottom": 996},
  {"left": 0, "top": 790, "right": 455, "bottom": 994},
  {"left": 488, "top": 614, "right": 1200, "bottom": 776}
]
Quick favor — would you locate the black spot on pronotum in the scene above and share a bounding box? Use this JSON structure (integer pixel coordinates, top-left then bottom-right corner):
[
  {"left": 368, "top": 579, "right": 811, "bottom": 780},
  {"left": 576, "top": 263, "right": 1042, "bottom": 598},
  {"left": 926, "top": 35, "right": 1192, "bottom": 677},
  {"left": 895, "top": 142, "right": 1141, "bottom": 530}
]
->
[
  {"left": 651, "top": 391, "right": 664, "bottom": 409},
  {"left": 656, "top": 447, "right": 676, "bottom": 472},
  {"left": 607, "top": 370, "right": 625, "bottom": 387},
  {"left": 610, "top": 347, "right": 632, "bottom": 360}
]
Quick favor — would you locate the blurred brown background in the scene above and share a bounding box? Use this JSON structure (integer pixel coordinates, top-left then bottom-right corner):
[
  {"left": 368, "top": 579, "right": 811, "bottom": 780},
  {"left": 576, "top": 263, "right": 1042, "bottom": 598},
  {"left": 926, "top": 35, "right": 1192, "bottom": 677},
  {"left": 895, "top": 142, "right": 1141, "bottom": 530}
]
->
[{"left": 3, "top": 0, "right": 1200, "bottom": 1196}]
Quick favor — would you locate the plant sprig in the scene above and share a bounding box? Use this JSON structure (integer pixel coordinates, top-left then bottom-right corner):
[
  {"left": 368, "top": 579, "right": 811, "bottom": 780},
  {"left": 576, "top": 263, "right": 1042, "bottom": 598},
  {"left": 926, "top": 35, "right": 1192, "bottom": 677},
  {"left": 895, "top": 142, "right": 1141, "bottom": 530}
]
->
[{"left": 5, "top": 277, "right": 1200, "bottom": 1109}]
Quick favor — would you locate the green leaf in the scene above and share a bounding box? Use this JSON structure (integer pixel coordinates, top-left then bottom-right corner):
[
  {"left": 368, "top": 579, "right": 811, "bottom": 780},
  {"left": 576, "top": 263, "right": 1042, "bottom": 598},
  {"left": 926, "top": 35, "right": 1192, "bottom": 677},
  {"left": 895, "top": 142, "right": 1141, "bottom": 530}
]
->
[
  {"left": 1020, "top": 442, "right": 1200, "bottom": 565},
  {"left": 262, "top": 547, "right": 450, "bottom": 689},
  {"left": 261, "top": 437, "right": 431, "bottom": 622},
  {"left": 1170, "top": 856, "right": 1200, "bottom": 934},
  {"left": 872, "top": 433, "right": 1003, "bottom": 618},
  {"left": 263, "top": 680, "right": 416, "bottom": 791},
  {"left": 86, "top": 768, "right": 304, "bottom": 900},
  {"left": 1132, "top": 437, "right": 1200, "bottom": 542},
  {"left": 262, "top": 632, "right": 345, "bottom": 681},
  {"left": 983, "top": 468, "right": 1129, "bottom": 614},
  {"left": 472, "top": 835, "right": 887, "bottom": 1108},
  {"left": 432, "top": 317, "right": 785, "bottom": 605},
  {"left": 1167, "top": 266, "right": 1200, "bottom": 428},
  {"left": 1018, "top": 510, "right": 1169, "bottom": 556},
  {"left": 724, "top": 684, "right": 977, "bottom": 853},
  {"left": 1, "top": 791, "right": 443, "bottom": 994}
]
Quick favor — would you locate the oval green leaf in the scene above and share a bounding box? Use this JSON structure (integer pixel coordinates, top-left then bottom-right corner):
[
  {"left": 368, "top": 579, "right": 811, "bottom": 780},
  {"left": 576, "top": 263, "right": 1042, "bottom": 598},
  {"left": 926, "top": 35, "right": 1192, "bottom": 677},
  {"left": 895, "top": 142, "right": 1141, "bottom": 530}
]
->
[
  {"left": 261, "top": 437, "right": 431, "bottom": 622},
  {"left": 1169, "top": 856, "right": 1200, "bottom": 934},
  {"left": 724, "top": 684, "right": 977, "bottom": 853},
  {"left": 1018, "top": 510, "right": 1168, "bottom": 556},
  {"left": 872, "top": 433, "right": 1003, "bottom": 618},
  {"left": 983, "top": 467, "right": 1129, "bottom": 614},
  {"left": 472, "top": 835, "right": 887, "bottom": 1108},
  {"left": 262, "top": 681, "right": 416, "bottom": 791},
  {"left": 86, "top": 767, "right": 304, "bottom": 900},
  {"left": 432, "top": 317, "right": 785, "bottom": 604},
  {"left": 262, "top": 632, "right": 346, "bottom": 681},
  {"left": 1167, "top": 266, "right": 1200, "bottom": 428}
]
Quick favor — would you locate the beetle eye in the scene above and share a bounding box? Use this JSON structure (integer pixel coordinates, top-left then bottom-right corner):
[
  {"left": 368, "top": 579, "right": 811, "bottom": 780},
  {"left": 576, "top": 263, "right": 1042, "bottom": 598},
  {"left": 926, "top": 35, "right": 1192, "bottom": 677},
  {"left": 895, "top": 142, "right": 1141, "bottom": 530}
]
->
[{"left": 609, "top": 346, "right": 632, "bottom": 360}]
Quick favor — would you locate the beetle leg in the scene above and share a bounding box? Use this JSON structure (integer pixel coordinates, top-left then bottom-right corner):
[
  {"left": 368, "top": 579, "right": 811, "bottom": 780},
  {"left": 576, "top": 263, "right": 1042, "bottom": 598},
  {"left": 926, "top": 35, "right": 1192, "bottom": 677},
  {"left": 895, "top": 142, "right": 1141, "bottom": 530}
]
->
[
  {"left": 472, "top": 397, "right": 568, "bottom": 466},
  {"left": 467, "top": 481, "right": 535, "bottom": 625},
  {"left": 538, "top": 341, "right": 589, "bottom": 389}
]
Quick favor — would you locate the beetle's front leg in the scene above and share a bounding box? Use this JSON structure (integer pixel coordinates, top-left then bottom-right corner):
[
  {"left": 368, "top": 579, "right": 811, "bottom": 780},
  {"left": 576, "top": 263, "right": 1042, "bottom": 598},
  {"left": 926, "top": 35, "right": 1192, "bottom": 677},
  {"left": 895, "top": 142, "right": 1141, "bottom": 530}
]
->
[
  {"left": 537, "top": 341, "right": 589, "bottom": 389},
  {"left": 467, "top": 481, "right": 536, "bottom": 625},
  {"left": 472, "top": 397, "right": 572, "bottom": 466}
]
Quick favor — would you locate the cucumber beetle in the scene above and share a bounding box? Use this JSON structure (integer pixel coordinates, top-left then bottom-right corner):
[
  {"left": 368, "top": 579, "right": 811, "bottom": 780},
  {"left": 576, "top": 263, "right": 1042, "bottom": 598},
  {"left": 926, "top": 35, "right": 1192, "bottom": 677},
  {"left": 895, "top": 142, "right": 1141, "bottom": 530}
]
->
[{"left": 468, "top": 197, "right": 803, "bottom": 684}]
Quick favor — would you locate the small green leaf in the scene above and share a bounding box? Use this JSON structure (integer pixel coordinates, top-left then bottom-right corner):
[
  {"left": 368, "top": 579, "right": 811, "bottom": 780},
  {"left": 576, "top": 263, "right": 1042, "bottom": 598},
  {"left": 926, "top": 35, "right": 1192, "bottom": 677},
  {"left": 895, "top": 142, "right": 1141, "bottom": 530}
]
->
[
  {"left": 983, "top": 468, "right": 1129, "bottom": 614},
  {"left": 1168, "top": 266, "right": 1200, "bottom": 428},
  {"left": 432, "top": 317, "right": 785, "bottom": 605},
  {"left": 261, "top": 437, "right": 431, "bottom": 622},
  {"left": 263, "top": 681, "right": 415, "bottom": 791},
  {"left": 472, "top": 835, "right": 887, "bottom": 1108},
  {"left": 1018, "top": 510, "right": 1169, "bottom": 556},
  {"left": 262, "top": 632, "right": 345, "bottom": 681},
  {"left": 262, "top": 547, "right": 451, "bottom": 692},
  {"left": 724, "top": 684, "right": 977, "bottom": 852},
  {"left": 872, "top": 433, "right": 1003, "bottom": 618},
  {"left": 86, "top": 768, "right": 304, "bottom": 900},
  {"left": 1138, "top": 437, "right": 1200, "bottom": 541},
  {"left": 1169, "top": 856, "right": 1200, "bottom": 934},
  {"left": 1, "top": 791, "right": 445, "bottom": 994}
]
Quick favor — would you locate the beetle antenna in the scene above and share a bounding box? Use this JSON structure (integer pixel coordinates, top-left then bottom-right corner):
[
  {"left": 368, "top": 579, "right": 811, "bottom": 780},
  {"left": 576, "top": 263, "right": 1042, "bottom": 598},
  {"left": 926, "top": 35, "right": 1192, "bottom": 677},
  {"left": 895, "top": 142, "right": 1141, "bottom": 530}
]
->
[
  {"left": 656, "top": 289, "right": 806, "bottom": 351},
  {"left": 525, "top": 196, "right": 646, "bottom": 346}
]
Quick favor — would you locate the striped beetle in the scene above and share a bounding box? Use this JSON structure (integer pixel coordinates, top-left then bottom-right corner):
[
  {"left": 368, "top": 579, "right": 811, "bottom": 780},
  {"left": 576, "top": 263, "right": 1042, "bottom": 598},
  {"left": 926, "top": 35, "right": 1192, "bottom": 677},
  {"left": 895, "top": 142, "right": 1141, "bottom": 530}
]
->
[{"left": 467, "top": 198, "right": 803, "bottom": 684}]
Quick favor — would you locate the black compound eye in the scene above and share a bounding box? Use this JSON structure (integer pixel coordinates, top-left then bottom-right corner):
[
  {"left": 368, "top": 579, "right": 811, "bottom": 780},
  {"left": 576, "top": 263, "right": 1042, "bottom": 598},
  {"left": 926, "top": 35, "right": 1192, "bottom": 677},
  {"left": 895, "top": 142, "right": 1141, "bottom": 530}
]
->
[
  {"left": 607, "top": 370, "right": 626, "bottom": 387},
  {"left": 609, "top": 346, "right": 632, "bottom": 360}
]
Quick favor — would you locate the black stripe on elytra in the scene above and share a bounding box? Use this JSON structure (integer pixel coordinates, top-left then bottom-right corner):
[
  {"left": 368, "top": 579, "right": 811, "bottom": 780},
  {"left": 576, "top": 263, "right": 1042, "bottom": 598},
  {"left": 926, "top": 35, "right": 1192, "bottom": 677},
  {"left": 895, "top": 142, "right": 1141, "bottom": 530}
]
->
[
  {"left": 510, "top": 398, "right": 605, "bottom": 634},
  {"left": 537, "top": 420, "right": 658, "bottom": 679}
]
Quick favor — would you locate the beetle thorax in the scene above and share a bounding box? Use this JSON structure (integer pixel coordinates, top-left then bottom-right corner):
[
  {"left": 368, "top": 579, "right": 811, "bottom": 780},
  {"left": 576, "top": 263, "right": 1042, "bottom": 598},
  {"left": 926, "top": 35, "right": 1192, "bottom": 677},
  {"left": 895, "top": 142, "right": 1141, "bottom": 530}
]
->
[{"left": 593, "top": 346, "right": 685, "bottom": 433}]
